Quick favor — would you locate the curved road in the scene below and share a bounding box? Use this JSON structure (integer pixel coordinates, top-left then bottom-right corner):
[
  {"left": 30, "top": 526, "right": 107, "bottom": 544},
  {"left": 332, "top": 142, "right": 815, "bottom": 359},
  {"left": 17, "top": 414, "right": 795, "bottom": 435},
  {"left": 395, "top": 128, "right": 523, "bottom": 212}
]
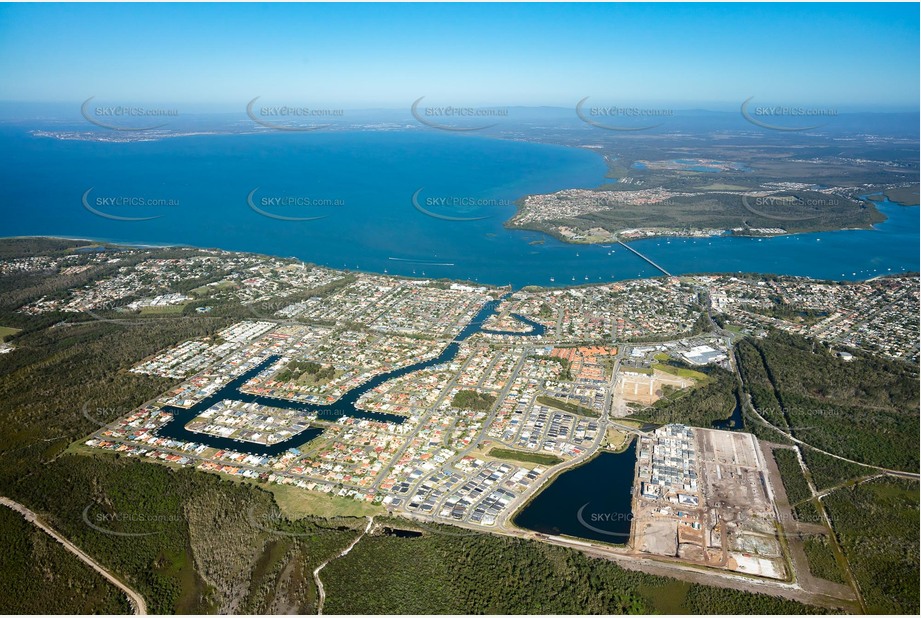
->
[
  {"left": 740, "top": 391, "right": 919, "bottom": 479},
  {"left": 0, "top": 497, "right": 147, "bottom": 615},
  {"left": 313, "top": 516, "right": 374, "bottom": 615}
]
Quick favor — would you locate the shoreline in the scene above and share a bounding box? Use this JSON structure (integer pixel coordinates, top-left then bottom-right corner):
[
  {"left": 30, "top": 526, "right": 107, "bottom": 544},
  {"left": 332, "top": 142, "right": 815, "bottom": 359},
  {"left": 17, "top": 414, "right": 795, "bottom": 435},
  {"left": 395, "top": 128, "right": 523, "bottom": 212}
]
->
[
  {"left": 2, "top": 234, "right": 917, "bottom": 290},
  {"left": 504, "top": 195, "right": 918, "bottom": 247},
  {"left": 0, "top": 234, "right": 187, "bottom": 250}
]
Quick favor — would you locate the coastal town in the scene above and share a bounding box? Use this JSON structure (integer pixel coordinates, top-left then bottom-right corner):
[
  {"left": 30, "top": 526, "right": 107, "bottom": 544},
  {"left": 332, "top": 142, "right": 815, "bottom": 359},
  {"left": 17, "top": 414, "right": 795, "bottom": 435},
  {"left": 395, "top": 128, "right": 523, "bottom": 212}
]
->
[
  {"left": 1, "top": 2, "right": 918, "bottom": 615},
  {"left": 11, "top": 247, "right": 915, "bottom": 360},
  {"left": 1, "top": 241, "right": 917, "bottom": 614},
  {"left": 0, "top": 246, "right": 915, "bottom": 576},
  {"left": 507, "top": 181, "right": 881, "bottom": 243},
  {"left": 4, "top": 247, "right": 911, "bottom": 533}
]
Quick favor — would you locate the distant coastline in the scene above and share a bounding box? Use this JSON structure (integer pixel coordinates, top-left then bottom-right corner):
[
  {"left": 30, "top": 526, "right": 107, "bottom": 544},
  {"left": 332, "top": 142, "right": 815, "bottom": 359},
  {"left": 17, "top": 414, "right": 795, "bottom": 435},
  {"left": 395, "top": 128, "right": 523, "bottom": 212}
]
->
[{"left": 504, "top": 188, "right": 918, "bottom": 247}]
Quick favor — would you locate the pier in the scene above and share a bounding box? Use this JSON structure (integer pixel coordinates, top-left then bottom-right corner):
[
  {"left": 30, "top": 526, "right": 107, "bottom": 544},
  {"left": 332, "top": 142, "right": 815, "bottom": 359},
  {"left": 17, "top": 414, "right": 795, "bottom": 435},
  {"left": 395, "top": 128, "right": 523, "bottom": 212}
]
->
[{"left": 616, "top": 241, "right": 673, "bottom": 277}]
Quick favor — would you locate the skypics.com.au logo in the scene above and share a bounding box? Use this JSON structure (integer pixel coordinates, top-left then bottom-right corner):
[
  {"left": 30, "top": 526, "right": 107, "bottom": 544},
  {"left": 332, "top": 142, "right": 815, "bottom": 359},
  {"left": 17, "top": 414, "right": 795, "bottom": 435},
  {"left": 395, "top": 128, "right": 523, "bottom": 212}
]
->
[
  {"left": 575, "top": 502, "right": 633, "bottom": 539},
  {"left": 82, "top": 504, "right": 186, "bottom": 537},
  {"left": 246, "top": 97, "right": 344, "bottom": 131},
  {"left": 411, "top": 97, "right": 508, "bottom": 132},
  {"left": 741, "top": 193, "right": 840, "bottom": 222},
  {"left": 247, "top": 188, "right": 345, "bottom": 221},
  {"left": 411, "top": 188, "right": 512, "bottom": 221},
  {"left": 81, "top": 97, "right": 178, "bottom": 131},
  {"left": 576, "top": 97, "right": 673, "bottom": 131},
  {"left": 82, "top": 188, "right": 179, "bottom": 222},
  {"left": 740, "top": 97, "right": 837, "bottom": 132}
]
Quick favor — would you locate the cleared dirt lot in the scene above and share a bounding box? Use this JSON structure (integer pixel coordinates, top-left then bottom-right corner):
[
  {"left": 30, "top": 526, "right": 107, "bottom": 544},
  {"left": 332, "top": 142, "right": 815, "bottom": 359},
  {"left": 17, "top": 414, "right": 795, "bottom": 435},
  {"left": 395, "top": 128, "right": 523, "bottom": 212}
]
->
[{"left": 611, "top": 369, "right": 695, "bottom": 415}]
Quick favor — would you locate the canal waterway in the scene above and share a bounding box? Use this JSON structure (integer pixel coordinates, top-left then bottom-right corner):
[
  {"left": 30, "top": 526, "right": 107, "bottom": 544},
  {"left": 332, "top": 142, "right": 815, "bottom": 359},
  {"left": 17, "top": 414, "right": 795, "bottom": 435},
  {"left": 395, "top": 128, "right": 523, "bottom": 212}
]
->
[{"left": 156, "top": 297, "right": 546, "bottom": 455}]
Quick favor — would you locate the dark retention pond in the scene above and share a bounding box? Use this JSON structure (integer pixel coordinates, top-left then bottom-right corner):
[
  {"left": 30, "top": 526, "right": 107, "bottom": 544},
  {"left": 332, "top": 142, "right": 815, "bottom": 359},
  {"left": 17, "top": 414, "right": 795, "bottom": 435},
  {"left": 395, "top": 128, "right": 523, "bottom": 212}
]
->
[
  {"left": 711, "top": 393, "right": 744, "bottom": 431},
  {"left": 513, "top": 444, "right": 637, "bottom": 543},
  {"left": 381, "top": 527, "right": 423, "bottom": 538}
]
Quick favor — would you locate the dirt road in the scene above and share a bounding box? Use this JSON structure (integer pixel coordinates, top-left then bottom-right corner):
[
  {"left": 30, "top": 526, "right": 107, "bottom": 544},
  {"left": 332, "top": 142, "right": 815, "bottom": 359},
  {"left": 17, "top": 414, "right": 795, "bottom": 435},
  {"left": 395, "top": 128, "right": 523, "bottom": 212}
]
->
[
  {"left": 0, "top": 496, "right": 147, "bottom": 615},
  {"left": 313, "top": 515, "right": 374, "bottom": 615}
]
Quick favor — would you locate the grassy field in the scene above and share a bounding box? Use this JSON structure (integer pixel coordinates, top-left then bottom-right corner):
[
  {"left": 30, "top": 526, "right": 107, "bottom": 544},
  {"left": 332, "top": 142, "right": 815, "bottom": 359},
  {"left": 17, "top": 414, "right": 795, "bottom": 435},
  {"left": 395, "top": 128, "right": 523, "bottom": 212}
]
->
[
  {"left": 537, "top": 395, "right": 600, "bottom": 417},
  {"left": 189, "top": 280, "right": 238, "bottom": 296},
  {"left": 651, "top": 362, "right": 709, "bottom": 382},
  {"left": 487, "top": 447, "right": 563, "bottom": 466},
  {"left": 623, "top": 366, "right": 654, "bottom": 375},
  {"left": 267, "top": 484, "right": 383, "bottom": 519},
  {"left": 604, "top": 428, "right": 633, "bottom": 452},
  {"left": 638, "top": 580, "right": 692, "bottom": 614},
  {"left": 138, "top": 303, "right": 189, "bottom": 315},
  {"left": 0, "top": 325, "right": 21, "bottom": 340}
]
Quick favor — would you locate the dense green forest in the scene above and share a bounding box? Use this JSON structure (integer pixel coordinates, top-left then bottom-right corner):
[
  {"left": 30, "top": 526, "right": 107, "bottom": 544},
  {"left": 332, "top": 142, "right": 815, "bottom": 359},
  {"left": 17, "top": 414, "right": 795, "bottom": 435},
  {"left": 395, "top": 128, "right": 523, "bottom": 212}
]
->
[
  {"left": 800, "top": 450, "right": 873, "bottom": 494},
  {"left": 802, "top": 535, "right": 846, "bottom": 585},
  {"left": 740, "top": 331, "right": 919, "bottom": 614},
  {"left": 736, "top": 331, "right": 919, "bottom": 473},
  {"left": 0, "top": 505, "right": 131, "bottom": 614},
  {"left": 321, "top": 518, "right": 827, "bottom": 615},
  {"left": 824, "top": 479, "right": 920, "bottom": 614},
  {"left": 0, "top": 316, "right": 231, "bottom": 486},
  {"left": 274, "top": 360, "right": 337, "bottom": 383},
  {"left": 682, "top": 584, "right": 829, "bottom": 615},
  {"left": 451, "top": 389, "right": 497, "bottom": 412},
  {"left": 772, "top": 448, "right": 821, "bottom": 523},
  {"left": 5, "top": 454, "right": 364, "bottom": 614}
]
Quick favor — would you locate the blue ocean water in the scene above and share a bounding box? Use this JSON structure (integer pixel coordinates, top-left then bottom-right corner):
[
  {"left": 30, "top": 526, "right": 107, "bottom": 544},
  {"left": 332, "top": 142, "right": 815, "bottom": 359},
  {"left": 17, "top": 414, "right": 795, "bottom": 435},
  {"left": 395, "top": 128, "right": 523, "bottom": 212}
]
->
[{"left": 1, "top": 127, "right": 917, "bottom": 286}]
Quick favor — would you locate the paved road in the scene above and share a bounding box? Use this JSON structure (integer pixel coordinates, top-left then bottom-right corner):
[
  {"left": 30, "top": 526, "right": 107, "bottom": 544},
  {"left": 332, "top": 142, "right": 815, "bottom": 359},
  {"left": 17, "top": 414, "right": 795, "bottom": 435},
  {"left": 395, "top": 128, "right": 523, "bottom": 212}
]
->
[
  {"left": 722, "top": 339, "right": 917, "bottom": 481},
  {"left": 0, "top": 497, "right": 147, "bottom": 615},
  {"left": 402, "top": 506, "right": 852, "bottom": 612},
  {"left": 742, "top": 391, "right": 919, "bottom": 479}
]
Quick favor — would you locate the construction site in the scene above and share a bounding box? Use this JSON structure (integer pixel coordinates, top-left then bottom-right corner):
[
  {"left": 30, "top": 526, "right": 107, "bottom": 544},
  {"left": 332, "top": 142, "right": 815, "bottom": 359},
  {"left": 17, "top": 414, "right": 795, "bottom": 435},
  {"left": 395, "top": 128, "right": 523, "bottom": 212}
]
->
[
  {"left": 612, "top": 369, "right": 696, "bottom": 413},
  {"left": 630, "top": 424, "right": 787, "bottom": 580}
]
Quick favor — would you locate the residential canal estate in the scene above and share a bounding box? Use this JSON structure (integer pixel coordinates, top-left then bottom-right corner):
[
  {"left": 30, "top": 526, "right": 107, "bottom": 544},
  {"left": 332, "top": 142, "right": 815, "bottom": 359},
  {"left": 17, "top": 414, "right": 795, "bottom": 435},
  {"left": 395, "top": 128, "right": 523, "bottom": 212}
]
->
[{"left": 67, "top": 257, "right": 919, "bottom": 593}]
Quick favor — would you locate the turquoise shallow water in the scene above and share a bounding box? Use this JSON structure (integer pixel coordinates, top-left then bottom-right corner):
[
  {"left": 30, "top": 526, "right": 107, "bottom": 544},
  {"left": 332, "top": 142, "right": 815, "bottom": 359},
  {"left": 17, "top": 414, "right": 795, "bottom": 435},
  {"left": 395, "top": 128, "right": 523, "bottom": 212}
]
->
[{"left": 1, "top": 128, "right": 917, "bottom": 286}]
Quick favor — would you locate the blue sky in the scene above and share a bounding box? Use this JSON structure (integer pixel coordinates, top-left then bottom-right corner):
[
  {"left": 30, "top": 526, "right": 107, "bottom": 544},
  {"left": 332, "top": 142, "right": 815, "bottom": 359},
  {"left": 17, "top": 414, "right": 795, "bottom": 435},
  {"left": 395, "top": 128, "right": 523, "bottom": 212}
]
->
[{"left": 0, "top": 2, "right": 917, "bottom": 110}]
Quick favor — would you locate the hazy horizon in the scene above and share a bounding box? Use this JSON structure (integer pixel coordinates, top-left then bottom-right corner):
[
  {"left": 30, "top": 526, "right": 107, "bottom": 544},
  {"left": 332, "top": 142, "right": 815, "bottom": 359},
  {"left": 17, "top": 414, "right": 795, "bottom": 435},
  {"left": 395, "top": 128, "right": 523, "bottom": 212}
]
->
[{"left": 1, "top": 2, "right": 918, "bottom": 111}]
